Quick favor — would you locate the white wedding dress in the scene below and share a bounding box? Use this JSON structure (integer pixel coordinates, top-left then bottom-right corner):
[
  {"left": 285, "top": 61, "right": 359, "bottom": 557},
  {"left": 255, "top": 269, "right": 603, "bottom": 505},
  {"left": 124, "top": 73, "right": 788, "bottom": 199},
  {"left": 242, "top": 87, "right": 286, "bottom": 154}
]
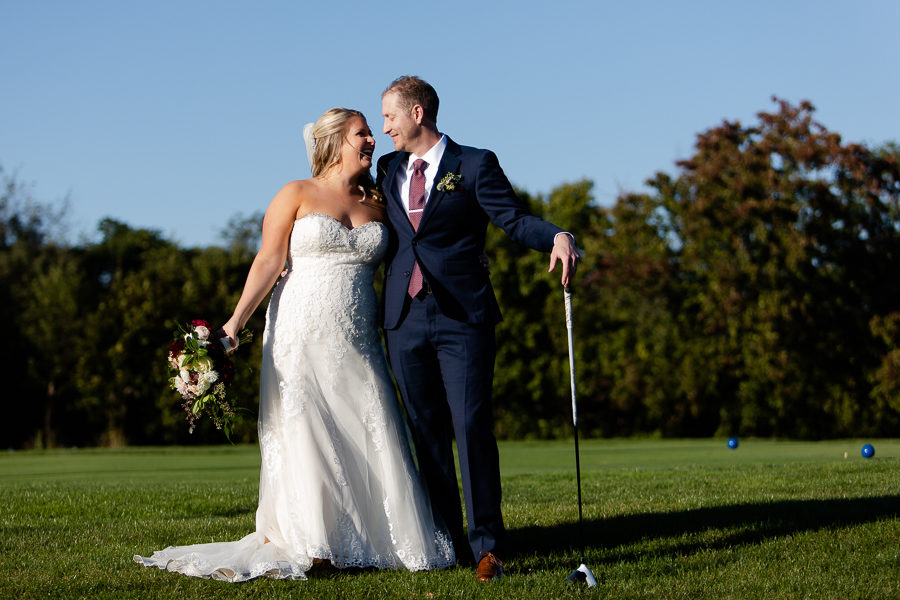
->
[{"left": 135, "top": 212, "right": 455, "bottom": 581}]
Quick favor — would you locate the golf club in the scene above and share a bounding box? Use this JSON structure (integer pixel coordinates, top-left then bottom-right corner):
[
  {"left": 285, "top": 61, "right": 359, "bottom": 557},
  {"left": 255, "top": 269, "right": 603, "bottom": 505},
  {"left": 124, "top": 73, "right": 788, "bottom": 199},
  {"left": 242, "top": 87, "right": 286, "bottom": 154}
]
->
[{"left": 562, "top": 285, "right": 597, "bottom": 588}]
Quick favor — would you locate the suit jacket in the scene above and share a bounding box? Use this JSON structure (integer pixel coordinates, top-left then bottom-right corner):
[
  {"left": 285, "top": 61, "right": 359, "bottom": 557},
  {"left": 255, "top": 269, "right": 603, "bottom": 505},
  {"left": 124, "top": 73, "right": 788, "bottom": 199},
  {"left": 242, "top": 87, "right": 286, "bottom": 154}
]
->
[{"left": 377, "top": 137, "right": 563, "bottom": 330}]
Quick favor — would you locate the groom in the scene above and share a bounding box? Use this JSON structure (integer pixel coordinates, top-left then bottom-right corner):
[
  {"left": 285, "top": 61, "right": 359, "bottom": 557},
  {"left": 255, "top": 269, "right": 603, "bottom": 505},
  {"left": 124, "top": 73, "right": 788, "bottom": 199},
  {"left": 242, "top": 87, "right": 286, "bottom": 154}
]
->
[{"left": 377, "top": 76, "right": 579, "bottom": 581}]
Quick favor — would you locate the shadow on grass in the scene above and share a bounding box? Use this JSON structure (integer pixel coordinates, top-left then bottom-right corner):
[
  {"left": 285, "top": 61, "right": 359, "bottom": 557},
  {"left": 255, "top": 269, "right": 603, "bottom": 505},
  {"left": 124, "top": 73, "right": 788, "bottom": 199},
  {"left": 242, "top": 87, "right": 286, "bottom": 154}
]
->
[{"left": 508, "top": 495, "right": 900, "bottom": 562}]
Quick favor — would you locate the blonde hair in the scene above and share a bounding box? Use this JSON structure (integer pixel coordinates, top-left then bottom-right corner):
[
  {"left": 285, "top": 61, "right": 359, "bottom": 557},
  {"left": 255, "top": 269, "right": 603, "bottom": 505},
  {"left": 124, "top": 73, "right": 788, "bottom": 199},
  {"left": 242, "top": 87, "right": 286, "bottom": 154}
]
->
[{"left": 309, "top": 108, "right": 382, "bottom": 204}]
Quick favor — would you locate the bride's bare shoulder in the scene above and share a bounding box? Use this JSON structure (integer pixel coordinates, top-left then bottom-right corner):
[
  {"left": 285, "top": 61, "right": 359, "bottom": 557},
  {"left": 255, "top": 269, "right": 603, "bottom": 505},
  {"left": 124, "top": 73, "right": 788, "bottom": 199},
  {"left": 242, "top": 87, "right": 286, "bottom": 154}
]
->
[
  {"left": 272, "top": 179, "right": 319, "bottom": 209},
  {"left": 277, "top": 178, "right": 317, "bottom": 199},
  {"left": 264, "top": 180, "right": 317, "bottom": 224}
]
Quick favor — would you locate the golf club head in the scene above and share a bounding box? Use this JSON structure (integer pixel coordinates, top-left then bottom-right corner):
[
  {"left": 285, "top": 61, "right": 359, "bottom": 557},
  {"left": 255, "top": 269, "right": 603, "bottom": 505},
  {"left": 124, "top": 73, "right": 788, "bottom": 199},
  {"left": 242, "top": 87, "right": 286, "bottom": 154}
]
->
[{"left": 564, "top": 563, "right": 597, "bottom": 588}]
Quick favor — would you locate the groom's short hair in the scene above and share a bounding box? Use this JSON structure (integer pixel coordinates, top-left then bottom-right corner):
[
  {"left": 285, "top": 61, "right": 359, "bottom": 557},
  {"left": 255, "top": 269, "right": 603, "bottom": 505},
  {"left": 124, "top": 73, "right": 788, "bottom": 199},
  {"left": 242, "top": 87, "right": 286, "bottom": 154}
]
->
[{"left": 383, "top": 76, "right": 439, "bottom": 125}]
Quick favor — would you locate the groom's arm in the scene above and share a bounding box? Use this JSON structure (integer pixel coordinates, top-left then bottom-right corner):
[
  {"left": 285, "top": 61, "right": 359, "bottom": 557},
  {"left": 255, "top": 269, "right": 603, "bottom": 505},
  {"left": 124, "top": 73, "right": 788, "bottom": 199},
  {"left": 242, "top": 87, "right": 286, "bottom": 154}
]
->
[
  {"left": 472, "top": 149, "right": 563, "bottom": 251},
  {"left": 472, "top": 149, "right": 580, "bottom": 286}
]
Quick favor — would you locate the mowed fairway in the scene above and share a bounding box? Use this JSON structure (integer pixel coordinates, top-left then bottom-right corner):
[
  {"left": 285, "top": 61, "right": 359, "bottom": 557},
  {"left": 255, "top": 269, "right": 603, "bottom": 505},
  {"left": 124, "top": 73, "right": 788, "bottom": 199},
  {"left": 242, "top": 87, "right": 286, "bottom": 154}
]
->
[{"left": 1, "top": 439, "right": 897, "bottom": 599}]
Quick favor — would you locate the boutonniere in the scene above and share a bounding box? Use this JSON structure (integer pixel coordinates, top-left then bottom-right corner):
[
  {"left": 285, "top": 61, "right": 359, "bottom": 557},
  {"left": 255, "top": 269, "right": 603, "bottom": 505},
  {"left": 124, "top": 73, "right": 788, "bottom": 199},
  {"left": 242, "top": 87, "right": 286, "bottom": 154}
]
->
[{"left": 436, "top": 172, "right": 463, "bottom": 192}]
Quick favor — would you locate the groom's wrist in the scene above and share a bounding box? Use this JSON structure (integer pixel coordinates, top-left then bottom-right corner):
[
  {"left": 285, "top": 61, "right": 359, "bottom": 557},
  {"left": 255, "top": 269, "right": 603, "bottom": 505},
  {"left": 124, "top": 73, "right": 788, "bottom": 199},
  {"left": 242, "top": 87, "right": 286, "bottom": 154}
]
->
[{"left": 554, "top": 232, "right": 575, "bottom": 246}]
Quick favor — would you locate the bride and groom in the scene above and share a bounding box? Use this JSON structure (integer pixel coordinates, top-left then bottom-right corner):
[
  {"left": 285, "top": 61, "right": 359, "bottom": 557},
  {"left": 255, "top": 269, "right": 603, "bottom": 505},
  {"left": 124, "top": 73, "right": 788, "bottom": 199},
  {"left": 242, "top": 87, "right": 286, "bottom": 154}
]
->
[{"left": 135, "top": 76, "right": 580, "bottom": 583}]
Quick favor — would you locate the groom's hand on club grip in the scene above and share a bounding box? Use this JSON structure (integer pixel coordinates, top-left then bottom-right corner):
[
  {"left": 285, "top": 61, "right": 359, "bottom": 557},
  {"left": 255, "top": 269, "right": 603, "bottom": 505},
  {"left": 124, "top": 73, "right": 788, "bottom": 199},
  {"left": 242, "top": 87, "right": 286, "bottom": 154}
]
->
[{"left": 549, "top": 232, "right": 580, "bottom": 288}]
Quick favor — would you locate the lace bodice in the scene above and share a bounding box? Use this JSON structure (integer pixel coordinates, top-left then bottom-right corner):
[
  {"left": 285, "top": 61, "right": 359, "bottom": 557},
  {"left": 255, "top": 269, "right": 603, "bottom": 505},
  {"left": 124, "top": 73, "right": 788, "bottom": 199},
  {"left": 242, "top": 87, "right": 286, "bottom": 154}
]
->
[
  {"left": 268, "top": 213, "right": 387, "bottom": 348},
  {"left": 287, "top": 212, "right": 387, "bottom": 263}
]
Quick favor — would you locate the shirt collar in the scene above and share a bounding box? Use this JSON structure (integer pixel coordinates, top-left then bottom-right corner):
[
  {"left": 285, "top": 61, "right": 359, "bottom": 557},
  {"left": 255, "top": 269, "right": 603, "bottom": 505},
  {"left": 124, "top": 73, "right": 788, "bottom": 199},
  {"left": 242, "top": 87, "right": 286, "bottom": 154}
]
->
[{"left": 406, "top": 135, "right": 447, "bottom": 171}]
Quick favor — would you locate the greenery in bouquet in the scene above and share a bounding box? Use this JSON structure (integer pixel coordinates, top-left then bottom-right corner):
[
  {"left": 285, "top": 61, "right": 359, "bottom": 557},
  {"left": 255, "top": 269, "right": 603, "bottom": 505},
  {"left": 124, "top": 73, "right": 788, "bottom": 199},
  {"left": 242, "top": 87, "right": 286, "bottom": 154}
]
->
[{"left": 168, "top": 319, "right": 252, "bottom": 439}]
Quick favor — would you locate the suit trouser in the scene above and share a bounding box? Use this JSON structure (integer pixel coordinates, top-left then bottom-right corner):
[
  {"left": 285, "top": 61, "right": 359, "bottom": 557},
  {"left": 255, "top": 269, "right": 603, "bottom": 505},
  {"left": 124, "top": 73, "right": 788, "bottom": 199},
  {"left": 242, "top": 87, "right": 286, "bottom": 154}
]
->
[{"left": 385, "top": 293, "right": 504, "bottom": 564}]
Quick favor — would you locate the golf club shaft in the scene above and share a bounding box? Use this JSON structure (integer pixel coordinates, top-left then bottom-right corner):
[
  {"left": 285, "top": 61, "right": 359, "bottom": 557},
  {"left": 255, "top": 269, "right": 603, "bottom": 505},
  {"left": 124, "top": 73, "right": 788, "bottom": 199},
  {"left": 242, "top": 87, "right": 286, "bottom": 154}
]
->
[
  {"left": 574, "top": 419, "right": 585, "bottom": 563},
  {"left": 565, "top": 289, "right": 576, "bottom": 428}
]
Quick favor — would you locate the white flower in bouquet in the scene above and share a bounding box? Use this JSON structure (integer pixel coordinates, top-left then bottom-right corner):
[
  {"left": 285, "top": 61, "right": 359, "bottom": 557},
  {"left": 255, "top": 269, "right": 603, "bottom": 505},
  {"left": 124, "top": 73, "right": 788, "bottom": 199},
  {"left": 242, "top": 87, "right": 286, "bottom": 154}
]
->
[
  {"left": 195, "top": 377, "right": 211, "bottom": 395},
  {"left": 173, "top": 375, "right": 188, "bottom": 396},
  {"left": 194, "top": 356, "right": 215, "bottom": 373},
  {"left": 193, "top": 325, "right": 210, "bottom": 340},
  {"left": 200, "top": 370, "right": 219, "bottom": 388}
]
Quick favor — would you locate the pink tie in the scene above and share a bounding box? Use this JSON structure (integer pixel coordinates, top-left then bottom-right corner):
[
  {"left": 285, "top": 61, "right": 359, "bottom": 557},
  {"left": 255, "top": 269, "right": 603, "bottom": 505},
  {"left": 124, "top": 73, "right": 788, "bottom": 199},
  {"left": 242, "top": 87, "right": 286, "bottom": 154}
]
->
[{"left": 407, "top": 159, "right": 428, "bottom": 298}]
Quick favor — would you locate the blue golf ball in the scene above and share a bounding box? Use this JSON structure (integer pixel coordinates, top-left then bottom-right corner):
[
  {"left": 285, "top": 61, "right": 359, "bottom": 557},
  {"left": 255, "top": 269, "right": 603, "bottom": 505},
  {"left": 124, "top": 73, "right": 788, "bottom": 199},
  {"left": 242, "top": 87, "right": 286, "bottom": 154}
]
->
[
  {"left": 727, "top": 437, "right": 739, "bottom": 450},
  {"left": 861, "top": 444, "right": 875, "bottom": 459}
]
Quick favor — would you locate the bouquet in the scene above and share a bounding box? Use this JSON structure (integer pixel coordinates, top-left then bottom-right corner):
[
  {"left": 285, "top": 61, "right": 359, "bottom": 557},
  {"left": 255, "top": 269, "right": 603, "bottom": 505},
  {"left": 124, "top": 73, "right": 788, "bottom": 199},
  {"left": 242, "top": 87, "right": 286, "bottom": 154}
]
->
[{"left": 167, "top": 319, "right": 253, "bottom": 439}]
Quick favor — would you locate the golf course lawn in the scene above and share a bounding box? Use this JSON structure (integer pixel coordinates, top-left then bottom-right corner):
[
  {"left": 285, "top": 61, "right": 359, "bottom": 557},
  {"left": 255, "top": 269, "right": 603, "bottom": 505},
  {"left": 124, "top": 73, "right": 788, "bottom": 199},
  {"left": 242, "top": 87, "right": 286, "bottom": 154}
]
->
[{"left": 1, "top": 438, "right": 897, "bottom": 599}]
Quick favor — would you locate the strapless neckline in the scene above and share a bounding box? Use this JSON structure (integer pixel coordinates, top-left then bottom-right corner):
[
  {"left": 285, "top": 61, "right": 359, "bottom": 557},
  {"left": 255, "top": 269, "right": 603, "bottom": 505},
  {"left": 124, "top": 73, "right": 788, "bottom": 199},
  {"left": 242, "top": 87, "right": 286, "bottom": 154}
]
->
[{"left": 296, "top": 212, "right": 384, "bottom": 233}]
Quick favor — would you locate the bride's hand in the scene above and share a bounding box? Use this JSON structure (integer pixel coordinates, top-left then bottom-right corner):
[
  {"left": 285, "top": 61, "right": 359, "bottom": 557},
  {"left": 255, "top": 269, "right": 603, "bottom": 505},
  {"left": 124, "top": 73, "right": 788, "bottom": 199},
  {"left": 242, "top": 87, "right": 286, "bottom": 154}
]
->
[{"left": 218, "top": 322, "right": 239, "bottom": 355}]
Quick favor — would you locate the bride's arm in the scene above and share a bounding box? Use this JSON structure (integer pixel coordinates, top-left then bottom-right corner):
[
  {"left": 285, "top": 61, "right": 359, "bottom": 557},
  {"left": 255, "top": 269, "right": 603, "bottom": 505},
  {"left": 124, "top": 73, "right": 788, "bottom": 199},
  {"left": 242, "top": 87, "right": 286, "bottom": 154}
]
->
[{"left": 220, "top": 181, "right": 305, "bottom": 345}]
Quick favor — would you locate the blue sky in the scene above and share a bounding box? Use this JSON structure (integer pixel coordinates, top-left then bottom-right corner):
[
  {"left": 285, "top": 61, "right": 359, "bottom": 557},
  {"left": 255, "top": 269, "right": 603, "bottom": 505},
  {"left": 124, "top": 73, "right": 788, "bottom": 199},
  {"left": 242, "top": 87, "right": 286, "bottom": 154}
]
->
[{"left": 3, "top": 0, "right": 898, "bottom": 247}]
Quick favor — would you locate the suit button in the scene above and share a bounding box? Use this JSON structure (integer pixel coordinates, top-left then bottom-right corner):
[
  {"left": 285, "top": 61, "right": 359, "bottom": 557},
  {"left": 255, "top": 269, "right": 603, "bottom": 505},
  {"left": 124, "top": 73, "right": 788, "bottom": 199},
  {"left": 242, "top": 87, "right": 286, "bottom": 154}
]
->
[
  {"left": 404, "top": 271, "right": 411, "bottom": 277},
  {"left": 412, "top": 241, "right": 418, "bottom": 246}
]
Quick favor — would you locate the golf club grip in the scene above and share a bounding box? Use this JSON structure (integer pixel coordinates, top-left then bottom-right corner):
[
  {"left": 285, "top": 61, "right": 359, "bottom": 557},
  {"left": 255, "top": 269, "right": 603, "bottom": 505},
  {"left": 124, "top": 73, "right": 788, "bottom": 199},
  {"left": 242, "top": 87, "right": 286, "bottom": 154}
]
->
[{"left": 564, "top": 287, "right": 577, "bottom": 426}]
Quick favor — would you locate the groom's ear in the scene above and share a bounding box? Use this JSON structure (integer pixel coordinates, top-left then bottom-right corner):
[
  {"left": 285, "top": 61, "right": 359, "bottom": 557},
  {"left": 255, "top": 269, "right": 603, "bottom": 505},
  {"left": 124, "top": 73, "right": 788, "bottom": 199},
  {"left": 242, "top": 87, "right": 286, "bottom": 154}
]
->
[{"left": 411, "top": 104, "right": 424, "bottom": 125}]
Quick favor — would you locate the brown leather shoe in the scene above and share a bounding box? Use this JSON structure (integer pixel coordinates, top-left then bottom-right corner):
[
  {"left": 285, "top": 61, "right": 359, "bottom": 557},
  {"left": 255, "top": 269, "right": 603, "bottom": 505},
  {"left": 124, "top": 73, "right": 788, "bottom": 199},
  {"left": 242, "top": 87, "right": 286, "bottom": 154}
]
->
[{"left": 476, "top": 551, "right": 504, "bottom": 582}]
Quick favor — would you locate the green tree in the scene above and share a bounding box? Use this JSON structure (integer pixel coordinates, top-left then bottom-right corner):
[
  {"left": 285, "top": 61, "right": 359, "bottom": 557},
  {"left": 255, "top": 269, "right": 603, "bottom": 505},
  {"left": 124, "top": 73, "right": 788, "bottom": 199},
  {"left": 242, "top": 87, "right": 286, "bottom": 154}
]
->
[
  {"left": 19, "top": 246, "right": 84, "bottom": 447},
  {"left": 489, "top": 180, "right": 603, "bottom": 438},
  {"left": 583, "top": 191, "right": 686, "bottom": 436},
  {"left": 0, "top": 165, "right": 74, "bottom": 448},
  {"left": 73, "top": 219, "right": 263, "bottom": 446}
]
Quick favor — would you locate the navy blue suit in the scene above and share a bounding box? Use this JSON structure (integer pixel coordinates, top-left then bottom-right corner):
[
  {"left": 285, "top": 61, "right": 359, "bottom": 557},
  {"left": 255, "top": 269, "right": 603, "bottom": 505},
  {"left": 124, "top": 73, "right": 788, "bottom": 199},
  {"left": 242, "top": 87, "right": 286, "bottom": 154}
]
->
[{"left": 377, "top": 137, "right": 563, "bottom": 563}]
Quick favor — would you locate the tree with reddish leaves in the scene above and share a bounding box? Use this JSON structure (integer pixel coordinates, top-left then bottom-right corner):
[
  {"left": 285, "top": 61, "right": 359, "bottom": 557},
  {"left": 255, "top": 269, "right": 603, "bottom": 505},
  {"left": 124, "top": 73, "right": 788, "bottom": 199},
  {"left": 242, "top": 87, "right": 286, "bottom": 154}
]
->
[{"left": 619, "top": 98, "right": 900, "bottom": 437}]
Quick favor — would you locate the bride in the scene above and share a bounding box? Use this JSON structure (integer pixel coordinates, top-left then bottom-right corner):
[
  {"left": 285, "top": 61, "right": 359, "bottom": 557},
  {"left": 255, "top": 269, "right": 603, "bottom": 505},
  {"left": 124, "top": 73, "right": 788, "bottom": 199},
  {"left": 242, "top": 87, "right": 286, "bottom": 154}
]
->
[{"left": 134, "top": 108, "right": 455, "bottom": 581}]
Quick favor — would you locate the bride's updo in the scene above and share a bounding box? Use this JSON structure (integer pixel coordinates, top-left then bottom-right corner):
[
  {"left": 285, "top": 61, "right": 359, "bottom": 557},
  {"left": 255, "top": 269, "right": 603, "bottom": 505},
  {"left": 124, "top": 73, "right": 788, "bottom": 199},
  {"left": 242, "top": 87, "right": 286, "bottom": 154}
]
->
[{"left": 309, "top": 108, "right": 382, "bottom": 204}]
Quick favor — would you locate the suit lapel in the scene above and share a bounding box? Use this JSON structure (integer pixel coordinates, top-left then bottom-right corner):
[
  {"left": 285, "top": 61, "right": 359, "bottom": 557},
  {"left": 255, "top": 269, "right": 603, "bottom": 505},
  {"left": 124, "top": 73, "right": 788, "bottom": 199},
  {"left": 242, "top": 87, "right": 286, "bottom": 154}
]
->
[
  {"left": 419, "top": 138, "right": 462, "bottom": 232},
  {"left": 383, "top": 152, "right": 412, "bottom": 230}
]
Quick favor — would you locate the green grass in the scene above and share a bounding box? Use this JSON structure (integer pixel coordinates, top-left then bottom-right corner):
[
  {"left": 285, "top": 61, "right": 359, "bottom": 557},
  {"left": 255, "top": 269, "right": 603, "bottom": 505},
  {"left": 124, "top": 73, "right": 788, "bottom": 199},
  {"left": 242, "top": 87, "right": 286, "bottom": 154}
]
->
[{"left": 1, "top": 439, "right": 898, "bottom": 599}]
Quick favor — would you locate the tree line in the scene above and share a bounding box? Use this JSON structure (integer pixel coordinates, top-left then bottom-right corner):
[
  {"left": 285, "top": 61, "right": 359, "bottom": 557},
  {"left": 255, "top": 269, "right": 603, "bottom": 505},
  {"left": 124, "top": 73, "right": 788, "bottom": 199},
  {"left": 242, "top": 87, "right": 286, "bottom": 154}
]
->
[{"left": 2, "top": 99, "right": 898, "bottom": 448}]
